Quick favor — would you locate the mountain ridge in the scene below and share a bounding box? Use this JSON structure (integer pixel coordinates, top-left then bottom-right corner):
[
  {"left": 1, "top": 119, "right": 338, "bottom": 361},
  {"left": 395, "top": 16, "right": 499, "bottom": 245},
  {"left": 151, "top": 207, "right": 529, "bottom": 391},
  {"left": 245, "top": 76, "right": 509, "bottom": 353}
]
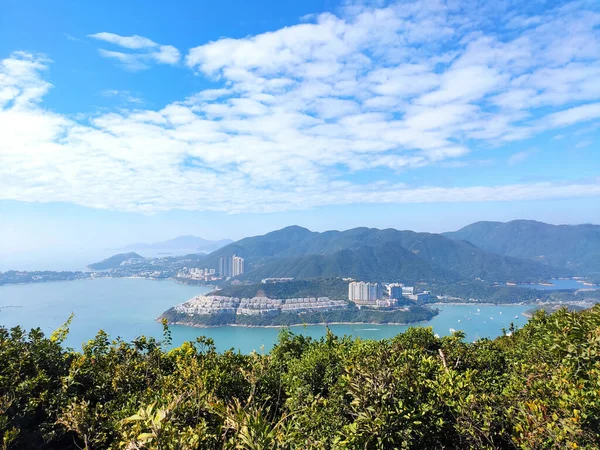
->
[
  {"left": 203, "top": 225, "right": 570, "bottom": 283},
  {"left": 444, "top": 220, "right": 600, "bottom": 275}
]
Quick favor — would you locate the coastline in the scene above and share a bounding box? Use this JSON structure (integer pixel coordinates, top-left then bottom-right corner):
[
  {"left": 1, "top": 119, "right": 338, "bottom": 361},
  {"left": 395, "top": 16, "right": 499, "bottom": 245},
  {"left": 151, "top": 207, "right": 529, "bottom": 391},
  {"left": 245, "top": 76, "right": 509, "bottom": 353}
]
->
[{"left": 160, "top": 319, "right": 433, "bottom": 329}]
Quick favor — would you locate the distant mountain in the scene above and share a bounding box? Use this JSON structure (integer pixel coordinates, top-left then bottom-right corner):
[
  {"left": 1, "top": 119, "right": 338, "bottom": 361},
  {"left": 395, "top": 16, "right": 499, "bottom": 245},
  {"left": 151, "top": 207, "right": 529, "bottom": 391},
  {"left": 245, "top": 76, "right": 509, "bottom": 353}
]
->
[
  {"left": 444, "top": 220, "right": 600, "bottom": 275},
  {"left": 203, "top": 225, "right": 567, "bottom": 283},
  {"left": 242, "top": 242, "right": 454, "bottom": 283},
  {"left": 116, "top": 236, "right": 232, "bottom": 256},
  {"left": 88, "top": 252, "right": 143, "bottom": 270}
]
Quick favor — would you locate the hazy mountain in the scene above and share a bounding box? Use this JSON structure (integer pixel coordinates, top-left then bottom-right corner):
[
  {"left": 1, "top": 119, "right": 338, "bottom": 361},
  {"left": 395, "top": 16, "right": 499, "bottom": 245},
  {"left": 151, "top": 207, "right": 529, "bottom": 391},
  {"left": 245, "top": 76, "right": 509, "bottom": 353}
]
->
[
  {"left": 204, "top": 225, "right": 568, "bottom": 283},
  {"left": 88, "top": 252, "right": 143, "bottom": 270},
  {"left": 444, "top": 220, "right": 600, "bottom": 275},
  {"left": 116, "top": 235, "right": 232, "bottom": 256}
]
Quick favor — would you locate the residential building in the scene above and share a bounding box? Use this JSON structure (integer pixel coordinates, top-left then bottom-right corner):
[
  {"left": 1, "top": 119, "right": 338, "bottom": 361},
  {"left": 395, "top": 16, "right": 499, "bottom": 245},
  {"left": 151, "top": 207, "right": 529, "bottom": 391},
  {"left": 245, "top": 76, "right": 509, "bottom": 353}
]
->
[
  {"left": 219, "top": 255, "right": 245, "bottom": 277},
  {"left": 389, "top": 286, "right": 403, "bottom": 300},
  {"left": 386, "top": 283, "right": 403, "bottom": 296},
  {"left": 261, "top": 277, "right": 294, "bottom": 284},
  {"left": 232, "top": 255, "right": 244, "bottom": 277},
  {"left": 348, "top": 281, "right": 383, "bottom": 304}
]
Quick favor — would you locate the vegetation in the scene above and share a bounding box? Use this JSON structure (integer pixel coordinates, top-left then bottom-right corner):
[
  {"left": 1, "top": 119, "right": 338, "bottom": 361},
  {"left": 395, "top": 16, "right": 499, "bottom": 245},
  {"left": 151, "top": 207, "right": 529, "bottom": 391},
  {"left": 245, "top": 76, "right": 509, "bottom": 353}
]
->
[
  {"left": 87, "top": 252, "right": 143, "bottom": 270},
  {"left": 216, "top": 278, "right": 597, "bottom": 305},
  {"left": 161, "top": 304, "right": 437, "bottom": 327},
  {"left": 203, "top": 225, "right": 568, "bottom": 284},
  {"left": 425, "top": 281, "right": 551, "bottom": 304},
  {"left": 2, "top": 306, "right": 600, "bottom": 449},
  {"left": 426, "top": 280, "right": 600, "bottom": 304},
  {"left": 444, "top": 220, "right": 600, "bottom": 276}
]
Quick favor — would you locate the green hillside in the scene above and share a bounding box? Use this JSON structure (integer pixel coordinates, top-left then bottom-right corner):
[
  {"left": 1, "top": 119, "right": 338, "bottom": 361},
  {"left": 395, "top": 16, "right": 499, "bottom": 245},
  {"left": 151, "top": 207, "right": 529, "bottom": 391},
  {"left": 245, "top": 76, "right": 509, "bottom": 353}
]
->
[
  {"left": 444, "top": 220, "right": 600, "bottom": 275},
  {"left": 2, "top": 306, "right": 599, "bottom": 448},
  {"left": 87, "top": 252, "right": 143, "bottom": 270},
  {"left": 241, "top": 242, "right": 455, "bottom": 283},
  {"left": 205, "top": 226, "right": 568, "bottom": 283}
]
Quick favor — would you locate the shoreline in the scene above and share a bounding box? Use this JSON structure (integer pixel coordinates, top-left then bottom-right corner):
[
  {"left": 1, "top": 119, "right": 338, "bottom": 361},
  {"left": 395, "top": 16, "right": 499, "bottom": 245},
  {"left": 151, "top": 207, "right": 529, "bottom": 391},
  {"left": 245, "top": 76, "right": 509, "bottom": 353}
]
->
[{"left": 160, "top": 319, "right": 433, "bottom": 329}]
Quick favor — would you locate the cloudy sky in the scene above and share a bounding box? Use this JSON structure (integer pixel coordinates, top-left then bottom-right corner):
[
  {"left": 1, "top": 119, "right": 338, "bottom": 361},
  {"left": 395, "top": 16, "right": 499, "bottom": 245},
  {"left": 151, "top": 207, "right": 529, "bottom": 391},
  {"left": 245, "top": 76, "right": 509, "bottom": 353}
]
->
[{"left": 1, "top": 0, "right": 599, "bottom": 266}]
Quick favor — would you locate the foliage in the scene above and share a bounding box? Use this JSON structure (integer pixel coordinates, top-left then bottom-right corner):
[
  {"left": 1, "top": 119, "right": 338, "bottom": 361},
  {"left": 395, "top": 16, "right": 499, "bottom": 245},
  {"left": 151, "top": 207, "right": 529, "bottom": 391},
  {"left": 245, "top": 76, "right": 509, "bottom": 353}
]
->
[
  {"left": 444, "top": 220, "right": 600, "bottom": 276},
  {"left": 203, "top": 225, "right": 567, "bottom": 284},
  {"left": 425, "top": 281, "right": 552, "bottom": 304},
  {"left": 87, "top": 252, "right": 143, "bottom": 270},
  {"left": 2, "top": 306, "right": 600, "bottom": 449},
  {"left": 161, "top": 305, "right": 437, "bottom": 327}
]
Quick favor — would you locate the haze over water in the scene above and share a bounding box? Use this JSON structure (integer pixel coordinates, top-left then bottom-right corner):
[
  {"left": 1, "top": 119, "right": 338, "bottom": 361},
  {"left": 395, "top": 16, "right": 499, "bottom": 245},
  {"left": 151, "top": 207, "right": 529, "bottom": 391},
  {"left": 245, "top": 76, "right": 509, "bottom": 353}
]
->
[{"left": 1, "top": 278, "right": 533, "bottom": 352}]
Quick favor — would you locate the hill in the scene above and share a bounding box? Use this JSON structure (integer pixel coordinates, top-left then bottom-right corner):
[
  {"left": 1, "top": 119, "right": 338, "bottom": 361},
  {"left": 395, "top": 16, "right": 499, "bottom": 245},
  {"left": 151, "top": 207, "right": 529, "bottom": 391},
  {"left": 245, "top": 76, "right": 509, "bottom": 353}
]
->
[
  {"left": 240, "top": 242, "right": 455, "bottom": 283},
  {"left": 116, "top": 235, "right": 232, "bottom": 256},
  {"left": 444, "top": 220, "right": 600, "bottom": 275},
  {"left": 204, "top": 226, "right": 568, "bottom": 283},
  {"left": 87, "top": 252, "right": 142, "bottom": 270}
]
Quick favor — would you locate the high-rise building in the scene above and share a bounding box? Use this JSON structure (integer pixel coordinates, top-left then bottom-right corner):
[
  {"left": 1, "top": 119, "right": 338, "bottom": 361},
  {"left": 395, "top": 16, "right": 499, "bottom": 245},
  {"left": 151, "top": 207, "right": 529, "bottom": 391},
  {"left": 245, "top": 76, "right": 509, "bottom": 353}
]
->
[
  {"left": 387, "top": 283, "right": 403, "bottom": 295},
  {"left": 219, "top": 257, "right": 229, "bottom": 277},
  {"left": 232, "top": 255, "right": 244, "bottom": 276},
  {"left": 348, "top": 281, "right": 383, "bottom": 304},
  {"left": 219, "top": 255, "right": 245, "bottom": 277},
  {"left": 389, "top": 286, "right": 403, "bottom": 300}
]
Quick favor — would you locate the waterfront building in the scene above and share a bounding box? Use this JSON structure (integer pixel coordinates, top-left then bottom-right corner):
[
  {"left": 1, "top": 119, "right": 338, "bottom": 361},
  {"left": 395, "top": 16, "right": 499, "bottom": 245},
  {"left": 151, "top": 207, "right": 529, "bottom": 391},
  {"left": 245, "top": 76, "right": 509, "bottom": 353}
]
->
[
  {"left": 376, "top": 298, "right": 398, "bottom": 308},
  {"left": 348, "top": 281, "right": 383, "bottom": 304},
  {"left": 389, "top": 286, "right": 403, "bottom": 300},
  {"left": 386, "top": 282, "right": 404, "bottom": 296},
  {"left": 402, "top": 286, "right": 414, "bottom": 296}
]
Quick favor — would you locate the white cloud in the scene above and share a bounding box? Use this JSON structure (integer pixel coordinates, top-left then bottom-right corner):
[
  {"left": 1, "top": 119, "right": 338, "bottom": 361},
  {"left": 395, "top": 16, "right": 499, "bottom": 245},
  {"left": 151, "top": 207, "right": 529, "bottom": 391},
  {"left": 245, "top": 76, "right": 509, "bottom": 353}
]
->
[
  {"left": 543, "top": 103, "right": 600, "bottom": 128},
  {"left": 89, "top": 32, "right": 158, "bottom": 49},
  {"left": 101, "top": 89, "right": 143, "bottom": 104},
  {"left": 2, "top": 0, "right": 600, "bottom": 214},
  {"left": 90, "top": 32, "right": 180, "bottom": 70},
  {"left": 508, "top": 150, "right": 534, "bottom": 165}
]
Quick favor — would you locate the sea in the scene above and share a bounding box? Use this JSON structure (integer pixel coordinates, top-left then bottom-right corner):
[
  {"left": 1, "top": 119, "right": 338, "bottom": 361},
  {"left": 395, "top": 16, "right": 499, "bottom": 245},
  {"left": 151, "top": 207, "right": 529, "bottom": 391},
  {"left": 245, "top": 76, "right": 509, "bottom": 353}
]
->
[{"left": 0, "top": 277, "right": 582, "bottom": 353}]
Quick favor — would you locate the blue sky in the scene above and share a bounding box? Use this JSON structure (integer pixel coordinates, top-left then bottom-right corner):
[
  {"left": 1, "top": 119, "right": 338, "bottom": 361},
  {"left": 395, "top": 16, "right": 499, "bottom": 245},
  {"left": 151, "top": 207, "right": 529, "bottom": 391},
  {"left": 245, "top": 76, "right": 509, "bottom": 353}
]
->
[{"left": 1, "top": 0, "right": 599, "bottom": 265}]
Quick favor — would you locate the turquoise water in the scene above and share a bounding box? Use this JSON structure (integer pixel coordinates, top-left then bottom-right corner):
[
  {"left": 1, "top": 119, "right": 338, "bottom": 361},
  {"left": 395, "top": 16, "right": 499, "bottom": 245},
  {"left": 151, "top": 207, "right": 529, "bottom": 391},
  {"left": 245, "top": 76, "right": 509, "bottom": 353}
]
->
[
  {"left": 517, "top": 278, "right": 599, "bottom": 290},
  {"left": 1, "top": 278, "right": 531, "bottom": 353}
]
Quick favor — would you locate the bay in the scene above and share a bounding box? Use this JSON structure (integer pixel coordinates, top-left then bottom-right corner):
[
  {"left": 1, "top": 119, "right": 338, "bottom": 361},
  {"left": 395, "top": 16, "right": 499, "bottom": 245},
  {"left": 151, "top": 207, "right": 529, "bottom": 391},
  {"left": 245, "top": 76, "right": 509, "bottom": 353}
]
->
[{"left": 1, "top": 278, "right": 531, "bottom": 353}]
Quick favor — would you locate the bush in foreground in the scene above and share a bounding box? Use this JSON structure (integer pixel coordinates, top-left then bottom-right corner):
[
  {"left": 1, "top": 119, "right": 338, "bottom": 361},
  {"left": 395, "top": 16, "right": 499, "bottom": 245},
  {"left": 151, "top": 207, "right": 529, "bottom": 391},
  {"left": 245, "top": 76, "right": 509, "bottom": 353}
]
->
[{"left": 1, "top": 306, "right": 599, "bottom": 449}]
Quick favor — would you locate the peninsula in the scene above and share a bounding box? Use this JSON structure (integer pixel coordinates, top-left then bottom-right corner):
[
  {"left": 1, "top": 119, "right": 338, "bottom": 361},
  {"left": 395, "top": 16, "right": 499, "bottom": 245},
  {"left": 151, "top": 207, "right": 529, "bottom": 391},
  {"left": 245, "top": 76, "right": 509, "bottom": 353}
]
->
[{"left": 159, "top": 293, "right": 437, "bottom": 327}]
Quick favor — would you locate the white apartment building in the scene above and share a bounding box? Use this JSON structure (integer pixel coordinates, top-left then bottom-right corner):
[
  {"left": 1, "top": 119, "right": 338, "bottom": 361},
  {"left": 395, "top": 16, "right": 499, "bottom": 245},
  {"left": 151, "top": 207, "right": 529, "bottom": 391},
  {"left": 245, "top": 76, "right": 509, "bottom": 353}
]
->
[
  {"left": 348, "top": 281, "right": 383, "bottom": 304},
  {"left": 232, "top": 255, "right": 244, "bottom": 277}
]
